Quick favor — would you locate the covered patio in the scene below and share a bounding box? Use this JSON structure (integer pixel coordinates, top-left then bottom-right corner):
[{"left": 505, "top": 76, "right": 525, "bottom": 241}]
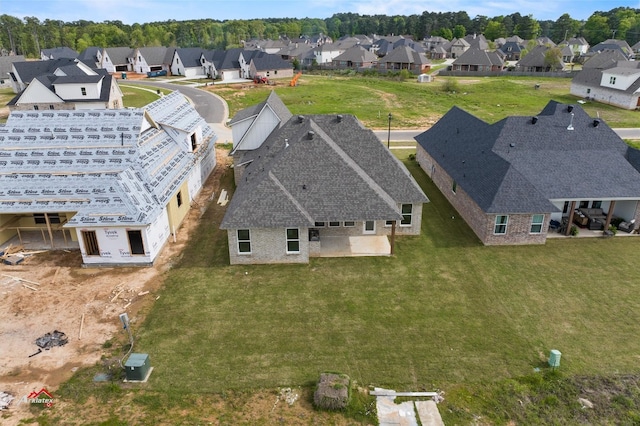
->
[
  {"left": 312, "top": 236, "right": 391, "bottom": 258},
  {"left": 1, "top": 229, "right": 79, "bottom": 251}
]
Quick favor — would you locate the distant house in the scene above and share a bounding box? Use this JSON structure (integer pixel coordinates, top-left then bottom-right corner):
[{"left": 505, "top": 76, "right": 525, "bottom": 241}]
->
[
  {"left": 498, "top": 41, "right": 525, "bottom": 61},
  {"left": 171, "top": 48, "right": 206, "bottom": 77},
  {"left": 313, "top": 43, "right": 347, "bottom": 66},
  {"left": 571, "top": 59, "right": 640, "bottom": 110},
  {"left": 463, "top": 34, "right": 489, "bottom": 51},
  {"left": 41, "top": 47, "right": 77, "bottom": 61},
  {"left": 377, "top": 46, "right": 431, "bottom": 74},
  {"left": 102, "top": 47, "right": 135, "bottom": 73},
  {"left": 332, "top": 45, "right": 379, "bottom": 70},
  {"left": 0, "top": 91, "right": 217, "bottom": 266},
  {"left": 246, "top": 51, "right": 293, "bottom": 80},
  {"left": 222, "top": 92, "right": 429, "bottom": 264},
  {"left": 565, "top": 37, "right": 590, "bottom": 57},
  {"left": 9, "top": 58, "right": 101, "bottom": 93},
  {"left": 8, "top": 63, "right": 123, "bottom": 111},
  {"left": 450, "top": 47, "right": 504, "bottom": 72},
  {"left": 132, "top": 47, "right": 175, "bottom": 74},
  {"left": 589, "top": 39, "right": 634, "bottom": 59},
  {"left": 515, "top": 45, "right": 564, "bottom": 72},
  {"left": 415, "top": 101, "right": 640, "bottom": 245},
  {"left": 0, "top": 54, "right": 25, "bottom": 88},
  {"left": 449, "top": 38, "right": 470, "bottom": 58}
]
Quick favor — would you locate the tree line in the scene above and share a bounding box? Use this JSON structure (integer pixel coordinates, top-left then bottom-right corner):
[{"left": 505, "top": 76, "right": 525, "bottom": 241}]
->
[{"left": 1, "top": 7, "right": 640, "bottom": 58}]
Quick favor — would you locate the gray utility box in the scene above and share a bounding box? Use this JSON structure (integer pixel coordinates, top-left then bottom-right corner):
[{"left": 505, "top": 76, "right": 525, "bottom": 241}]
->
[{"left": 124, "top": 353, "right": 151, "bottom": 381}]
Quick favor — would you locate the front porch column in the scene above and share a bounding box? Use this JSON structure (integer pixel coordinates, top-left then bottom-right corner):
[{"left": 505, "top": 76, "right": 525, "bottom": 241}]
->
[
  {"left": 604, "top": 201, "right": 616, "bottom": 230},
  {"left": 565, "top": 201, "right": 576, "bottom": 236}
]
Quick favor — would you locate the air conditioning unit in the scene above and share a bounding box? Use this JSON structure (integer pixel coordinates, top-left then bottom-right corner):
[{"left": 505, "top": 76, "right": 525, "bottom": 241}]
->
[{"left": 124, "top": 353, "right": 151, "bottom": 382}]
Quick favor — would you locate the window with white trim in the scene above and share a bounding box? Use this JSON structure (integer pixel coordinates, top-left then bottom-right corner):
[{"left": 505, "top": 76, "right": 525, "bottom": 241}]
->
[
  {"left": 494, "top": 215, "right": 508, "bottom": 235},
  {"left": 81, "top": 87, "right": 86, "bottom": 96},
  {"left": 329, "top": 222, "right": 340, "bottom": 227},
  {"left": 237, "top": 229, "right": 251, "bottom": 254},
  {"left": 400, "top": 204, "right": 413, "bottom": 226},
  {"left": 530, "top": 214, "right": 544, "bottom": 234},
  {"left": 343, "top": 221, "right": 355, "bottom": 227},
  {"left": 286, "top": 228, "right": 300, "bottom": 253}
]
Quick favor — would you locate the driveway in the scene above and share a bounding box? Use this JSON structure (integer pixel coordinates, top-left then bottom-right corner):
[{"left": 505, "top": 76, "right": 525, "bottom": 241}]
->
[
  {"left": 125, "top": 80, "right": 232, "bottom": 143},
  {"left": 125, "top": 80, "right": 227, "bottom": 123}
]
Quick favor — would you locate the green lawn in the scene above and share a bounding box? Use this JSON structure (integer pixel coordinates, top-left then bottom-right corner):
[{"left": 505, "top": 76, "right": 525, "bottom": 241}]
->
[
  {"left": 120, "top": 85, "right": 171, "bottom": 108},
  {"left": 92, "top": 149, "right": 639, "bottom": 424},
  {"left": 214, "top": 74, "right": 640, "bottom": 129},
  {"left": 41, "top": 75, "right": 640, "bottom": 424}
]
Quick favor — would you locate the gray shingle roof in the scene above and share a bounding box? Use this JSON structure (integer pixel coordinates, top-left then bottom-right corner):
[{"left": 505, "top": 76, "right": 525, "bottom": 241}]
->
[
  {"left": 42, "top": 47, "right": 78, "bottom": 59},
  {"left": 228, "top": 90, "right": 292, "bottom": 126},
  {"left": 379, "top": 46, "right": 430, "bottom": 65},
  {"left": 452, "top": 47, "right": 503, "bottom": 66},
  {"left": 12, "top": 58, "right": 79, "bottom": 85},
  {"left": 250, "top": 52, "right": 292, "bottom": 71},
  {"left": 222, "top": 113, "right": 428, "bottom": 229},
  {"left": 174, "top": 48, "right": 205, "bottom": 68},
  {"left": 105, "top": 47, "right": 134, "bottom": 65},
  {"left": 416, "top": 101, "right": 640, "bottom": 214},
  {"left": 333, "top": 45, "right": 378, "bottom": 63},
  {"left": 137, "top": 47, "right": 172, "bottom": 65}
]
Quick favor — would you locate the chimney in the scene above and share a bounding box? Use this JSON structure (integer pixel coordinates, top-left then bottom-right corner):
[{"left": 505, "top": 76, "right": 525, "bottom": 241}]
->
[
  {"left": 531, "top": 116, "right": 538, "bottom": 124},
  {"left": 307, "top": 131, "right": 315, "bottom": 140}
]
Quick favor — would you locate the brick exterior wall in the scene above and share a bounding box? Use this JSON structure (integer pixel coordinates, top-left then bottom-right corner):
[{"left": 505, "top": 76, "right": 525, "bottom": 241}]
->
[
  {"left": 226, "top": 210, "right": 423, "bottom": 264},
  {"left": 227, "top": 227, "right": 310, "bottom": 265},
  {"left": 417, "top": 145, "right": 548, "bottom": 245}
]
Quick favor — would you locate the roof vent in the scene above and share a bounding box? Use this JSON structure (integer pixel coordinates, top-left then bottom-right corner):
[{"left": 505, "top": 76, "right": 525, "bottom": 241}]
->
[
  {"left": 567, "top": 105, "right": 574, "bottom": 113},
  {"left": 567, "top": 112, "right": 575, "bottom": 131},
  {"left": 337, "top": 114, "right": 343, "bottom": 122},
  {"left": 531, "top": 116, "right": 538, "bottom": 124},
  {"left": 509, "top": 142, "right": 515, "bottom": 148},
  {"left": 298, "top": 115, "right": 304, "bottom": 123},
  {"left": 593, "top": 119, "right": 600, "bottom": 127},
  {"left": 307, "top": 131, "right": 315, "bottom": 140}
]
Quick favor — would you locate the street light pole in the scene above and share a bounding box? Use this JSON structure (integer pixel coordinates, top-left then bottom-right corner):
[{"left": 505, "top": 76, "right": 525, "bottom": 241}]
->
[{"left": 387, "top": 113, "right": 392, "bottom": 149}]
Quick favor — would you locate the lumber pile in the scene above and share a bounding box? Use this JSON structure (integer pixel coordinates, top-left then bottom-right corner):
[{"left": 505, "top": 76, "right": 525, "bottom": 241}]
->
[{"left": 0, "top": 244, "right": 47, "bottom": 265}]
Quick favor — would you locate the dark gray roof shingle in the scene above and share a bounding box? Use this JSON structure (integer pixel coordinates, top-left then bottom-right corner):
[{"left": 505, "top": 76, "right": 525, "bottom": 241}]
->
[
  {"left": 416, "top": 101, "right": 640, "bottom": 213},
  {"left": 222, "top": 111, "right": 428, "bottom": 229}
]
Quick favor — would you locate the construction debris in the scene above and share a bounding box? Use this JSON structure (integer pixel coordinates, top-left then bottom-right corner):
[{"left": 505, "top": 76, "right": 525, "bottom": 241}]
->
[
  {"left": 35, "top": 330, "right": 68, "bottom": 350},
  {"left": 0, "top": 391, "right": 14, "bottom": 410},
  {"left": 1, "top": 245, "right": 45, "bottom": 265}
]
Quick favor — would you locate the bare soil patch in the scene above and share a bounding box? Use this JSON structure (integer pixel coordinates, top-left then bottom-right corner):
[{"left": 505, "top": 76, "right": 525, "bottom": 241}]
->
[{"left": 0, "top": 148, "right": 232, "bottom": 425}]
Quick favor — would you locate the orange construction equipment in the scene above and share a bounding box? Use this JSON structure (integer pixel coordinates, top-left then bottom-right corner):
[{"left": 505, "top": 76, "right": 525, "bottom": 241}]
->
[{"left": 290, "top": 71, "right": 302, "bottom": 87}]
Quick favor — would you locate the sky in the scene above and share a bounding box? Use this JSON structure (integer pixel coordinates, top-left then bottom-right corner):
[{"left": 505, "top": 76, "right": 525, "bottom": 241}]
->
[{"left": 3, "top": 0, "right": 640, "bottom": 25}]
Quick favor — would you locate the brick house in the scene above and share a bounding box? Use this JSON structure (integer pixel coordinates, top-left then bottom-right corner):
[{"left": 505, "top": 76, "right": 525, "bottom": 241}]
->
[
  {"left": 222, "top": 92, "right": 429, "bottom": 264},
  {"left": 415, "top": 101, "right": 640, "bottom": 245}
]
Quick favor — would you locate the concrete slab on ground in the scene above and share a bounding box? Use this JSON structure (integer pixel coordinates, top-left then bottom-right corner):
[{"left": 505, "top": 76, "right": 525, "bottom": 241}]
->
[{"left": 415, "top": 400, "right": 445, "bottom": 426}]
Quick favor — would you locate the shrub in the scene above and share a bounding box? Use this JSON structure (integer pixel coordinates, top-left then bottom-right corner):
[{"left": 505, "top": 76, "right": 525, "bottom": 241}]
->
[
  {"left": 442, "top": 78, "right": 460, "bottom": 93},
  {"left": 570, "top": 225, "right": 579, "bottom": 236}
]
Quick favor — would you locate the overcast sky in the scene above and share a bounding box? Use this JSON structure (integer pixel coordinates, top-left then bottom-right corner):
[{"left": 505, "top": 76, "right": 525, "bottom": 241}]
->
[{"left": 3, "top": 0, "right": 639, "bottom": 24}]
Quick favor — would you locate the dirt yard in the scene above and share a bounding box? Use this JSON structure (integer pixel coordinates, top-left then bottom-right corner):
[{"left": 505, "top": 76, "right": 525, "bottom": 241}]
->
[{"left": 0, "top": 147, "right": 232, "bottom": 425}]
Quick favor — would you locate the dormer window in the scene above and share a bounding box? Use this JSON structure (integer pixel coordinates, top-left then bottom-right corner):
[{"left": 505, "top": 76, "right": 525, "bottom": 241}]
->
[{"left": 610, "top": 76, "right": 616, "bottom": 85}]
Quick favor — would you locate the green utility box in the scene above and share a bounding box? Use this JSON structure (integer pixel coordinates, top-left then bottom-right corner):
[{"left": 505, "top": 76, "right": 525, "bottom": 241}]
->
[
  {"left": 121, "top": 72, "right": 127, "bottom": 79},
  {"left": 125, "top": 353, "right": 150, "bottom": 381},
  {"left": 548, "top": 349, "right": 561, "bottom": 368}
]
